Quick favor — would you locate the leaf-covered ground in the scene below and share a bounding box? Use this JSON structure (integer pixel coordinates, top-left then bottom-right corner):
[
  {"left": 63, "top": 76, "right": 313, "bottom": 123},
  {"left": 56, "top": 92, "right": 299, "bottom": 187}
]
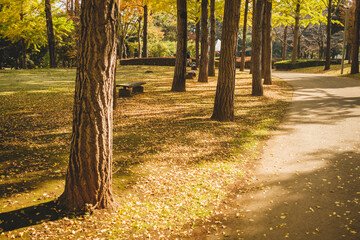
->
[{"left": 0, "top": 66, "right": 291, "bottom": 239}]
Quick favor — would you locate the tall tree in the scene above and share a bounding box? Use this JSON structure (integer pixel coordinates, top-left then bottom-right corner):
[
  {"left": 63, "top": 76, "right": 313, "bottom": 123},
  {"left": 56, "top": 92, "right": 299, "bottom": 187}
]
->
[
  {"left": 59, "top": 0, "right": 119, "bottom": 211},
  {"left": 252, "top": 0, "right": 265, "bottom": 96},
  {"left": 0, "top": 0, "right": 72, "bottom": 69},
  {"left": 291, "top": 0, "right": 300, "bottom": 63},
  {"left": 324, "top": 0, "right": 332, "bottom": 70},
  {"left": 171, "top": 0, "right": 187, "bottom": 92},
  {"left": 142, "top": 4, "right": 149, "bottom": 58},
  {"left": 198, "top": 0, "right": 209, "bottom": 82},
  {"left": 45, "top": 0, "right": 57, "bottom": 68},
  {"left": 208, "top": 0, "right": 216, "bottom": 76},
  {"left": 211, "top": 0, "right": 241, "bottom": 121},
  {"left": 240, "top": 0, "right": 249, "bottom": 71},
  {"left": 351, "top": 0, "right": 360, "bottom": 74},
  {"left": 263, "top": 0, "right": 272, "bottom": 85},
  {"left": 282, "top": 26, "right": 288, "bottom": 59},
  {"left": 196, "top": 0, "right": 201, "bottom": 68}
]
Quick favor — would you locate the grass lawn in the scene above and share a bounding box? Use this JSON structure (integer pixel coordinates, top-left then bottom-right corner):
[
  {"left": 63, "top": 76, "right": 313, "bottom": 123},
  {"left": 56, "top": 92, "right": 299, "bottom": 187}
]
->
[
  {"left": 285, "top": 63, "right": 360, "bottom": 79},
  {"left": 0, "top": 66, "right": 291, "bottom": 239}
]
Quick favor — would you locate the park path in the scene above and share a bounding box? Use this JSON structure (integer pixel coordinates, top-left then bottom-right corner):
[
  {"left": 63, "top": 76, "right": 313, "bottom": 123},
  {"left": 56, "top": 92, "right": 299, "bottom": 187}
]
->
[{"left": 206, "top": 72, "right": 360, "bottom": 239}]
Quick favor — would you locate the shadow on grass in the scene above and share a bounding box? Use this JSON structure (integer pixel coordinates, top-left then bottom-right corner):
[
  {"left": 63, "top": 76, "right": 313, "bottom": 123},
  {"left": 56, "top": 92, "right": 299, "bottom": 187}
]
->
[{"left": 0, "top": 200, "right": 81, "bottom": 233}]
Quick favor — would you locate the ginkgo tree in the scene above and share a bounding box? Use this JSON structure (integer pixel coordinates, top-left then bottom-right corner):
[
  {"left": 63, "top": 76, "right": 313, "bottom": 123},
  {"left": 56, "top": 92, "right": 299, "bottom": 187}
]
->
[
  {"left": 273, "top": 0, "right": 327, "bottom": 63},
  {"left": 0, "top": 0, "right": 73, "bottom": 68}
]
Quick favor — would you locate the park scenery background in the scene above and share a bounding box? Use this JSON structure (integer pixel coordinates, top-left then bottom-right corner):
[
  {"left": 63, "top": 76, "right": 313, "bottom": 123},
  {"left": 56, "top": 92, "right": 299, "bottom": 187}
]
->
[{"left": 0, "top": 0, "right": 360, "bottom": 239}]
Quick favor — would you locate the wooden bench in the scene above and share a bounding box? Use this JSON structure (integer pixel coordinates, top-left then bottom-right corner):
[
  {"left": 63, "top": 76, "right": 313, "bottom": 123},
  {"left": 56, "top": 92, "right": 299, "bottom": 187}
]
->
[{"left": 117, "top": 81, "right": 146, "bottom": 97}]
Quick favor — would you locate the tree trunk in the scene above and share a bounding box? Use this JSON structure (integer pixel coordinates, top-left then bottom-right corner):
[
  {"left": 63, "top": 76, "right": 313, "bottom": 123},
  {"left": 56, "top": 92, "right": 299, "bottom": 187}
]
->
[
  {"left": 195, "top": 0, "right": 200, "bottom": 68},
  {"left": 263, "top": 0, "right": 272, "bottom": 85},
  {"left": 171, "top": 0, "right": 187, "bottom": 92},
  {"left": 70, "top": 0, "right": 74, "bottom": 15},
  {"left": 74, "top": 0, "right": 80, "bottom": 16},
  {"left": 211, "top": 0, "right": 241, "bottom": 122},
  {"left": 118, "top": 36, "right": 125, "bottom": 59},
  {"left": 291, "top": 1, "right": 300, "bottom": 64},
  {"left": 324, "top": 0, "right": 332, "bottom": 70},
  {"left": 351, "top": 0, "right": 360, "bottom": 74},
  {"left": 240, "top": 0, "right": 249, "bottom": 71},
  {"left": 138, "top": 18, "right": 142, "bottom": 58},
  {"left": 195, "top": 19, "right": 200, "bottom": 68},
  {"left": 59, "top": 0, "right": 119, "bottom": 211},
  {"left": 282, "top": 26, "right": 288, "bottom": 60},
  {"left": 252, "top": 0, "right": 264, "bottom": 96},
  {"left": 45, "top": 0, "right": 57, "bottom": 68},
  {"left": 208, "top": 0, "right": 216, "bottom": 76},
  {"left": 21, "top": 38, "right": 27, "bottom": 69},
  {"left": 142, "top": 5, "right": 148, "bottom": 58},
  {"left": 198, "top": 0, "right": 209, "bottom": 83}
]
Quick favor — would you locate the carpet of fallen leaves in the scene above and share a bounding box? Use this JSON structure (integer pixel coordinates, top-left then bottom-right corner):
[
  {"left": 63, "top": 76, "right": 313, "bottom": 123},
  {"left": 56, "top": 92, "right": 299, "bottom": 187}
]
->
[{"left": 0, "top": 66, "right": 291, "bottom": 239}]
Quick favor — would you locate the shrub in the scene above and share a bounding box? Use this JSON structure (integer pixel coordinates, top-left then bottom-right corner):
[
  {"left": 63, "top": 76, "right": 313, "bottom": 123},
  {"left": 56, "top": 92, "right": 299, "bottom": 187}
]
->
[{"left": 149, "top": 41, "right": 176, "bottom": 57}]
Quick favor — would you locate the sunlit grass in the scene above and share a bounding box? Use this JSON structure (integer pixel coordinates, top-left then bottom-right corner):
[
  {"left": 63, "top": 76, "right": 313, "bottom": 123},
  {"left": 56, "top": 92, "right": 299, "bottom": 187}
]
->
[
  {"left": 285, "top": 63, "right": 360, "bottom": 79},
  {"left": 0, "top": 66, "right": 291, "bottom": 239}
]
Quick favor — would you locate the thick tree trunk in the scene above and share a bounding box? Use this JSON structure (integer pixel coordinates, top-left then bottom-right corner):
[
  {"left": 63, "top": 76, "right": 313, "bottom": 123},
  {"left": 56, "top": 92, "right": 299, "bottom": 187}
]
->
[
  {"left": 351, "top": 0, "right": 360, "bottom": 74},
  {"left": 240, "top": 0, "right": 249, "bottom": 71},
  {"left": 59, "top": 0, "right": 119, "bottom": 211},
  {"left": 198, "top": 0, "right": 209, "bottom": 83},
  {"left": 142, "top": 5, "right": 148, "bottom": 58},
  {"left": 45, "top": 0, "right": 57, "bottom": 68},
  {"left": 324, "top": 0, "right": 332, "bottom": 70},
  {"left": 211, "top": 0, "right": 241, "bottom": 122},
  {"left": 171, "top": 0, "right": 187, "bottom": 92},
  {"left": 263, "top": 0, "right": 272, "bottom": 85},
  {"left": 252, "top": 0, "right": 264, "bottom": 96},
  {"left": 291, "top": 1, "right": 300, "bottom": 64},
  {"left": 282, "top": 26, "right": 288, "bottom": 60},
  {"left": 208, "top": 0, "right": 216, "bottom": 76}
]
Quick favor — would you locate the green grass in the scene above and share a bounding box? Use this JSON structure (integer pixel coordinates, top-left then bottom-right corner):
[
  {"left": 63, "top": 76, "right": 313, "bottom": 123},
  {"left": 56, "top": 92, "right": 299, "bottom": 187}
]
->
[
  {"left": 0, "top": 66, "right": 291, "bottom": 239},
  {"left": 285, "top": 63, "right": 360, "bottom": 79}
]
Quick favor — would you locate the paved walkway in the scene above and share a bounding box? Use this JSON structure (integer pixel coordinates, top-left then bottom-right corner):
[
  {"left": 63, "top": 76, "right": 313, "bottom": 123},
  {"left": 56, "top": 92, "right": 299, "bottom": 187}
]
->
[{"left": 209, "top": 72, "right": 360, "bottom": 239}]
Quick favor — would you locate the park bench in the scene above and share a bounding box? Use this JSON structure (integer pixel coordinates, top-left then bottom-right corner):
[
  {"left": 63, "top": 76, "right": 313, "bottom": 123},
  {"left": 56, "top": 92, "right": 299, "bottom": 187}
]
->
[
  {"left": 117, "top": 81, "right": 146, "bottom": 97},
  {"left": 185, "top": 70, "right": 197, "bottom": 79}
]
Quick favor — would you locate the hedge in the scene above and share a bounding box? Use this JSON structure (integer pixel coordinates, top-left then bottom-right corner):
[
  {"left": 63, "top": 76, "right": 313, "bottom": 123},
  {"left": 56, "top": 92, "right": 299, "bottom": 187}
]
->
[
  {"left": 120, "top": 57, "right": 176, "bottom": 66},
  {"left": 274, "top": 59, "right": 342, "bottom": 70}
]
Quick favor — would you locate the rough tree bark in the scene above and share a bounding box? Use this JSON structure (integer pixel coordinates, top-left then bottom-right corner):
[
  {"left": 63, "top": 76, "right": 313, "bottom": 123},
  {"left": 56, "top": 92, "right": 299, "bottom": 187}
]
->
[
  {"left": 282, "top": 26, "right": 288, "bottom": 60},
  {"left": 252, "top": 0, "right": 264, "bottom": 96},
  {"left": 198, "top": 0, "right": 209, "bottom": 83},
  {"left": 208, "top": 0, "right": 216, "bottom": 76},
  {"left": 171, "top": 0, "right": 187, "bottom": 92},
  {"left": 58, "top": 0, "right": 119, "bottom": 211},
  {"left": 263, "top": 0, "right": 272, "bottom": 85},
  {"left": 142, "top": 5, "right": 148, "bottom": 58},
  {"left": 240, "top": 0, "right": 249, "bottom": 71},
  {"left": 324, "top": 0, "right": 332, "bottom": 70},
  {"left": 211, "top": 0, "right": 241, "bottom": 122},
  {"left": 45, "top": 0, "right": 57, "bottom": 68},
  {"left": 291, "top": 1, "right": 300, "bottom": 64},
  {"left": 351, "top": 0, "right": 360, "bottom": 74}
]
